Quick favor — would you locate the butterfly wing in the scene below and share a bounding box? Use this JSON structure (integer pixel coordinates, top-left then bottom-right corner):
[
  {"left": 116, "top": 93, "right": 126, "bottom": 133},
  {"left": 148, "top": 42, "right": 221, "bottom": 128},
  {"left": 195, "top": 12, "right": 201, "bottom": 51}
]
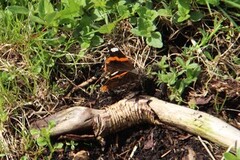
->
[
  {"left": 104, "top": 46, "right": 134, "bottom": 73},
  {"left": 101, "top": 45, "right": 138, "bottom": 92},
  {"left": 100, "top": 71, "right": 138, "bottom": 92}
]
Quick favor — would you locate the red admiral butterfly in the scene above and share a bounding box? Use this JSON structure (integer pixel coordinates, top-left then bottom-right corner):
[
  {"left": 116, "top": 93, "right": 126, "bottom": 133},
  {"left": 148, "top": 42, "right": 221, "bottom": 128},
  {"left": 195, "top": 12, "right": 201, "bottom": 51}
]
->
[{"left": 100, "top": 45, "right": 139, "bottom": 92}]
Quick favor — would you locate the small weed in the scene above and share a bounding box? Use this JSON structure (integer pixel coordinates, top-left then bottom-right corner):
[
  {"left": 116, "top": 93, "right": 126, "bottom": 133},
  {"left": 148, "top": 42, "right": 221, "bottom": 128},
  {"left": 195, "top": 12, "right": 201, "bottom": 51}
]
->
[
  {"left": 31, "top": 121, "right": 63, "bottom": 159},
  {"left": 130, "top": 4, "right": 163, "bottom": 48},
  {"left": 199, "top": 17, "right": 223, "bottom": 47},
  {"left": 88, "top": 84, "right": 99, "bottom": 95},
  {"left": 20, "top": 155, "right": 29, "bottom": 160},
  {"left": 65, "top": 140, "right": 78, "bottom": 151},
  {"left": 154, "top": 54, "right": 201, "bottom": 102},
  {"left": 0, "top": 98, "right": 8, "bottom": 154},
  {"left": 214, "top": 93, "right": 227, "bottom": 113}
]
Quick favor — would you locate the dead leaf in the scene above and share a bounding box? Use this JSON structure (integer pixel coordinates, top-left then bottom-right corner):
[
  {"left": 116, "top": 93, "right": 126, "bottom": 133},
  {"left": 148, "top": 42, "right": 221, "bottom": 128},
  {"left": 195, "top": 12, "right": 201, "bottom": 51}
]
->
[
  {"left": 194, "top": 95, "right": 213, "bottom": 105},
  {"left": 143, "top": 131, "right": 155, "bottom": 150},
  {"left": 73, "top": 150, "right": 89, "bottom": 160}
]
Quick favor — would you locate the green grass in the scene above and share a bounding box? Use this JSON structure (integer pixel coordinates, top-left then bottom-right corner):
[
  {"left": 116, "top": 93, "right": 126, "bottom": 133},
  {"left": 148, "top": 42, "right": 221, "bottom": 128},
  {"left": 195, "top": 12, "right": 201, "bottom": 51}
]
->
[{"left": 0, "top": 0, "right": 240, "bottom": 159}]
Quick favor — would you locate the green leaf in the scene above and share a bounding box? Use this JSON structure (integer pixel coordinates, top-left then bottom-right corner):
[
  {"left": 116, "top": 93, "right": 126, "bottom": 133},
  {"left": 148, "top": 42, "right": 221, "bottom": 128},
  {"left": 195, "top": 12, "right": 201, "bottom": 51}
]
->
[
  {"left": 46, "top": 58, "right": 55, "bottom": 67},
  {"left": 37, "top": 137, "right": 48, "bottom": 147},
  {"left": 132, "top": 3, "right": 140, "bottom": 14},
  {"left": 176, "top": 70, "right": 185, "bottom": 78},
  {"left": 45, "top": 12, "right": 57, "bottom": 25},
  {"left": 92, "top": 8, "right": 107, "bottom": 21},
  {"left": 187, "top": 63, "right": 199, "bottom": 69},
  {"left": 62, "top": 0, "right": 86, "bottom": 7},
  {"left": 80, "top": 26, "right": 91, "bottom": 36},
  {"left": 186, "top": 65, "right": 201, "bottom": 78},
  {"left": 38, "top": 0, "right": 45, "bottom": 18},
  {"left": 98, "top": 22, "right": 117, "bottom": 34},
  {"left": 131, "top": 28, "right": 141, "bottom": 36},
  {"left": 237, "top": 148, "right": 240, "bottom": 158},
  {"left": 177, "top": 81, "right": 186, "bottom": 94},
  {"left": 158, "top": 55, "right": 168, "bottom": 69},
  {"left": 146, "top": 9, "right": 158, "bottom": 21},
  {"left": 137, "top": 6, "right": 158, "bottom": 21},
  {"left": 78, "top": 50, "right": 86, "bottom": 58},
  {"left": 91, "top": 0, "right": 106, "bottom": 8},
  {"left": 224, "top": 152, "right": 238, "bottom": 160},
  {"left": 20, "top": 156, "right": 28, "bottom": 160},
  {"left": 168, "top": 73, "right": 177, "bottom": 85},
  {"left": 29, "top": 15, "right": 45, "bottom": 24},
  {"left": 137, "top": 6, "right": 148, "bottom": 18},
  {"left": 197, "top": 0, "right": 220, "bottom": 6},
  {"left": 57, "top": 0, "right": 84, "bottom": 19},
  {"left": 158, "top": 9, "right": 172, "bottom": 17},
  {"left": 146, "top": 32, "right": 163, "bottom": 48},
  {"left": 138, "top": 18, "right": 152, "bottom": 32},
  {"left": 203, "top": 51, "right": 213, "bottom": 60},
  {"left": 160, "top": 72, "right": 177, "bottom": 85},
  {"left": 159, "top": 73, "right": 168, "bottom": 83},
  {"left": 184, "top": 76, "right": 197, "bottom": 85},
  {"left": 32, "top": 64, "right": 42, "bottom": 74},
  {"left": 91, "top": 35, "right": 103, "bottom": 46},
  {"left": 48, "top": 120, "right": 56, "bottom": 129},
  {"left": 81, "top": 42, "right": 90, "bottom": 49},
  {"left": 54, "top": 142, "right": 64, "bottom": 149},
  {"left": 30, "top": 129, "right": 40, "bottom": 135},
  {"left": 38, "top": 0, "right": 54, "bottom": 18},
  {"left": 178, "top": 0, "right": 190, "bottom": 10},
  {"left": 176, "top": 57, "right": 185, "bottom": 67},
  {"left": 0, "top": 71, "right": 15, "bottom": 83},
  {"left": 178, "top": 14, "right": 190, "bottom": 22},
  {"left": 196, "top": 0, "right": 205, "bottom": 5},
  {"left": 190, "top": 11, "right": 204, "bottom": 22},
  {"left": 131, "top": 18, "right": 156, "bottom": 37},
  {"left": 177, "top": 0, "right": 191, "bottom": 22},
  {"left": 118, "top": 4, "right": 131, "bottom": 18},
  {"left": 7, "top": 6, "right": 29, "bottom": 15}
]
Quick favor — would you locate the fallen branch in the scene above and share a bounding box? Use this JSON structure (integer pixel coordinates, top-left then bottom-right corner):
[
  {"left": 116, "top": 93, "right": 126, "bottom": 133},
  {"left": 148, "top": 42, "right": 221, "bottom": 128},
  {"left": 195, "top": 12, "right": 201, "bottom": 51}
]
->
[{"left": 31, "top": 95, "right": 240, "bottom": 151}]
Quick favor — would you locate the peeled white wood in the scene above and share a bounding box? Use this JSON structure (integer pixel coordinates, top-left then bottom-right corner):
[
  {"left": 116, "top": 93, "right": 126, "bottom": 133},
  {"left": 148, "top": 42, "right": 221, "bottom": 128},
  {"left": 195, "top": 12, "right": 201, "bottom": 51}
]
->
[{"left": 148, "top": 96, "right": 240, "bottom": 150}]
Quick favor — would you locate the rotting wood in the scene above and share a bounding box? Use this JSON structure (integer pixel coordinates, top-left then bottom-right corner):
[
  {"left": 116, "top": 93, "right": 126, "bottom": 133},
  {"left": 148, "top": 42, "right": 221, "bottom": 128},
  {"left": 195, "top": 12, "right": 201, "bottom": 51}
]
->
[
  {"left": 31, "top": 95, "right": 240, "bottom": 151},
  {"left": 31, "top": 107, "right": 104, "bottom": 136},
  {"left": 93, "top": 97, "right": 159, "bottom": 138},
  {"left": 148, "top": 96, "right": 240, "bottom": 151}
]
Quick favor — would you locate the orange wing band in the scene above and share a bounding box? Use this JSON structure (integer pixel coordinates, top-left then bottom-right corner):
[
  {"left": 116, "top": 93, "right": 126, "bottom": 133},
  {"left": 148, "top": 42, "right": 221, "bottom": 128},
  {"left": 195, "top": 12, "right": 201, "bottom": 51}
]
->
[{"left": 105, "top": 56, "right": 129, "bottom": 64}]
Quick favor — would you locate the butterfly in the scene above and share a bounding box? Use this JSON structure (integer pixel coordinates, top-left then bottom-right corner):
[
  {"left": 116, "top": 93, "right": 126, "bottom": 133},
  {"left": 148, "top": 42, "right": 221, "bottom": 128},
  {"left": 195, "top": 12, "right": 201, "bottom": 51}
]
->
[{"left": 100, "top": 44, "right": 140, "bottom": 92}]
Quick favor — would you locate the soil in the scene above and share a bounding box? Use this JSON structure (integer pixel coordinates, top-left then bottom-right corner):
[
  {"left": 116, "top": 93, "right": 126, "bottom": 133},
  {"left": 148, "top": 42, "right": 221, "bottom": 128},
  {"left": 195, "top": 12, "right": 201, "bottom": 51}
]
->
[
  {"left": 51, "top": 121, "right": 226, "bottom": 160},
  {"left": 47, "top": 71, "right": 234, "bottom": 160},
  {"left": 35, "top": 19, "right": 240, "bottom": 160}
]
